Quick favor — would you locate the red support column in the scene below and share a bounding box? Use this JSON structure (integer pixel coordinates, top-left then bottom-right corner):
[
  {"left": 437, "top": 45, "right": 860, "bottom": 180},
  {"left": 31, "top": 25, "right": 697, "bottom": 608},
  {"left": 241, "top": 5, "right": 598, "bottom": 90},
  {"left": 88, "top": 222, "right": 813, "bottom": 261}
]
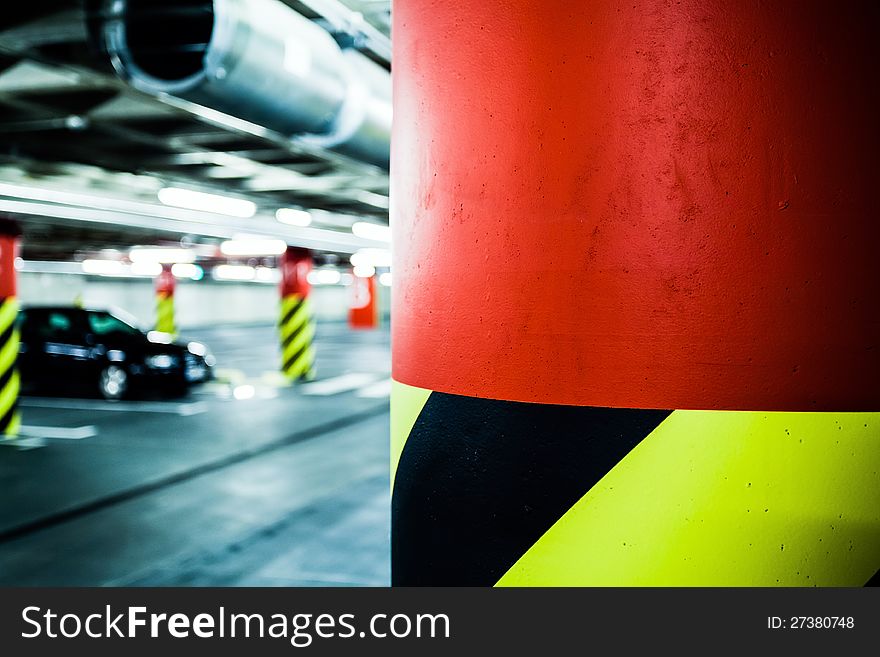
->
[
  {"left": 390, "top": 1, "right": 879, "bottom": 585},
  {"left": 0, "top": 217, "right": 21, "bottom": 437},
  {"left": 279, "top": 247, "right": 316, "bottom": 380},
  {"left": 349, "top": 273, "right": 378, "bottom": 330}
]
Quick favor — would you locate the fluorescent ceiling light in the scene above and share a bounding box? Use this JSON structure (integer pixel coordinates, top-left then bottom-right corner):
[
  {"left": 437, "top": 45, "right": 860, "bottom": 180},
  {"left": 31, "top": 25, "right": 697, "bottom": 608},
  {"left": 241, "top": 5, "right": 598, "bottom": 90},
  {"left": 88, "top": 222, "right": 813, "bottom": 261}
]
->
[
  {"left": 220, "top": 238, "right": 287, "bottom": 257},
  {"left": 130, "top": 261, "right": 162, "bottom": 276},
  {"left": 350, "top": 248, "right": 391, "bottom": 268},
  {"left": 351, "top": 221, "right": 391, "bottom": 243},
  {"left": 353, "top": 264, "right": 376, "bottom": 278},
  {"left": 379, "top": 272, "right": 392, "bottom": 287},
  {"left": 158, "top": 187, "right": 257, "bottom": 218},
  {"left": 16, "top": 260, "right": 83, "bottom": 275},
  {"left": 129, "top": 247, "right": 196, "bottom": 264},
  {"left": 171, "top": 263, "right": 204, "bottom": 280},
  {"left": 356, "top": 191, "right": 390, "bottom": 209},
  {"left": 307, "top": 269, "right": 342, "bottom": 285},
  {"left": 276, "top": 208, "right": 313, "bottom": 227},
  {"left": 255, "top": 266, "right": 281, "bottom": 283},
  {"left": 82, "top": 259, "right": 125, "bottom": 276},
  {"left": 213, "top": 264, "right": 256, "bottom": 281}
]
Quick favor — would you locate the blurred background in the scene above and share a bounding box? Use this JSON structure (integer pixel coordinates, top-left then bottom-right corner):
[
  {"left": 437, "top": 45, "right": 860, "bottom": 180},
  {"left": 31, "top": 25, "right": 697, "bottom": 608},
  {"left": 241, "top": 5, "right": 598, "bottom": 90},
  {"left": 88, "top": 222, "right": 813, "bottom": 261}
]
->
[{"left": 0, "top": 0, "right": 394, "bottom": 585}]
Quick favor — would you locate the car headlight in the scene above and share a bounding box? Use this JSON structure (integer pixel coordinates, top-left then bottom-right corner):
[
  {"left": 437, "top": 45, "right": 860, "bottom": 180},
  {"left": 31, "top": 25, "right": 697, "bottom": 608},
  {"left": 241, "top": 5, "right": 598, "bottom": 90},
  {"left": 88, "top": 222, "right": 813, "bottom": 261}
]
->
[{"left": 145, "top": 354, "right": 177, "bottom": 369}]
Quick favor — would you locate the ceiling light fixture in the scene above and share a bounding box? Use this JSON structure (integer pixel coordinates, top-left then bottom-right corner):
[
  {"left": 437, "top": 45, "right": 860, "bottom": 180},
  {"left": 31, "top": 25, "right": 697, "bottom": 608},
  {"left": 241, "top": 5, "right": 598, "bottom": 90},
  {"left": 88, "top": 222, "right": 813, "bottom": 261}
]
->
[
  {"left": 220, "top": 238, "right": 287, "bottom": 257},
  {"left": 276, "top": 208, "right": 313, "bottom": 227},
  {"left": 158, "top": 187, "right": 257, "bottom": 218},
  {"left": 129, "top": 247, "right": 196, "bottom": 264},
  {"left": 351, "top": 221, "right": 391, "bottom": 243}
]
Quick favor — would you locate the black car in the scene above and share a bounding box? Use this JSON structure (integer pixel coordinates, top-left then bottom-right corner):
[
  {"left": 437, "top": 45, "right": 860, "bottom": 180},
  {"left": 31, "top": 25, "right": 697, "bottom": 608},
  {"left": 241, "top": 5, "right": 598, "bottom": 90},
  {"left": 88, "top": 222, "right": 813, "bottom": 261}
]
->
[{"left": 17, "top": 306, "right": 215, "bottom": 400}]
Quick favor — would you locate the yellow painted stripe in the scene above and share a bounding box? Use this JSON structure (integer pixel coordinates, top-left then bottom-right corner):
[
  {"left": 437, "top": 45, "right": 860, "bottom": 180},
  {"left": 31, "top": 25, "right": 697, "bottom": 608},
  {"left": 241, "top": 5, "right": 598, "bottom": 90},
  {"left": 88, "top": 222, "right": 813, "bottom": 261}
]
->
[
  {"left": 0, "top": 297, "right": 18, "bottom": 332},
  {"left": 279, "top": 296, "right": 315, "bottom": 380},
  {"left": 155, "top": 296, "right": 175, "bottom": 333},
  {"left": 498, "top": 411, "right": 880, "bottom": 587},
  {"left": 0, "top": 370, "right": 19, "bottom": 419},
  {"left": 4, "top": 411, "right": 21, "bottom": 437},
  {"left": 0, "top": 328, "right": 18, "bottom": 376},
  {"left": 282, "top": 323, "right": 315, "bottom": 364},
  {"left": 280, "top": 294, "right": 306, "bottom": 320},
  {"left": 285, "top": 348, "right": 315, "bottom": 380},
  {"left": 279, "top": 305, "right": 310, "bottom": 342},
  {"left": 390, "top": 380, "right": 433, "bottom": 490}
]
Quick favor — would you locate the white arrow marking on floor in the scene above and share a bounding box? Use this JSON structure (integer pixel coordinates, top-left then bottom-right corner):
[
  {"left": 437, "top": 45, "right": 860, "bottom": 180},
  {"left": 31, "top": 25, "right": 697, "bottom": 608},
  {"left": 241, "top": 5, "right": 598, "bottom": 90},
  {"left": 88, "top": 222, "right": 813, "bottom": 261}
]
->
[
  {"left": 300, "top": 373, "right": 380, "bottom": 396},
  {"left": 356, "top": 378, "right": 392, "bottom": 399},
  {"left": 18, "top": 425, "right": 98, "bottom": 440}
]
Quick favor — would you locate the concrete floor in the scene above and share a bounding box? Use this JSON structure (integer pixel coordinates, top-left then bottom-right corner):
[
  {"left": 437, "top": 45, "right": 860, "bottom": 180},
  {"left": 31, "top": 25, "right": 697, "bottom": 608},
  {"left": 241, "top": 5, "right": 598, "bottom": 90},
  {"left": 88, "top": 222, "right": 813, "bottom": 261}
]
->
[{"left": 0, "top": 322, "right": 392, "bottom": 586}]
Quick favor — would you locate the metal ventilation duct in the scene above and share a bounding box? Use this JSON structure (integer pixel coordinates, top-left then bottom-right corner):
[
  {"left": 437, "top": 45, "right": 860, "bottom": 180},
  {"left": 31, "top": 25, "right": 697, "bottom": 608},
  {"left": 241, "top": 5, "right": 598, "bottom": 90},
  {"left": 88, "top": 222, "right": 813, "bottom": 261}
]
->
[{"left": 94, "top": 0, "right": 391, "bottom": 168}]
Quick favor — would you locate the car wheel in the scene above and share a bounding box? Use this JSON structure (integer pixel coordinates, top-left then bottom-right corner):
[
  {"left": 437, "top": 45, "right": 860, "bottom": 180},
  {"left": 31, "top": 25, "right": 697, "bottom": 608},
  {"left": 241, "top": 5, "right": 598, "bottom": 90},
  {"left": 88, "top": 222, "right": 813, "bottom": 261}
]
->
[{"left": 99, "top": 365, "right": 129, "bottom": 400}]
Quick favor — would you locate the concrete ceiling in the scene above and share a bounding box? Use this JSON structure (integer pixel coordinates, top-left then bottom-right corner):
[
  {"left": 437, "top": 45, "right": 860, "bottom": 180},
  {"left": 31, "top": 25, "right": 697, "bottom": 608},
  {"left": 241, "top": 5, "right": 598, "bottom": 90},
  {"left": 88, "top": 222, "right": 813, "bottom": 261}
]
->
[{"left": 0, "top": 0, "right": 392, "bottom": 263}]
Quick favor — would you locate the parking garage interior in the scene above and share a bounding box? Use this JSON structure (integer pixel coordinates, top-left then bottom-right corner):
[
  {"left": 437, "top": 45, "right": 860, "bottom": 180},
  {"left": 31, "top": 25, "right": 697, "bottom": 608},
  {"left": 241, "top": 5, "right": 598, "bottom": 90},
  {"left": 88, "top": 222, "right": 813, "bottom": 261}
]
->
[
  {"left": 0, "top": 0, "right": 393, "bottom": 586},
  {"left": 0, "top": 1, "right": 876, "bottom": 592}
]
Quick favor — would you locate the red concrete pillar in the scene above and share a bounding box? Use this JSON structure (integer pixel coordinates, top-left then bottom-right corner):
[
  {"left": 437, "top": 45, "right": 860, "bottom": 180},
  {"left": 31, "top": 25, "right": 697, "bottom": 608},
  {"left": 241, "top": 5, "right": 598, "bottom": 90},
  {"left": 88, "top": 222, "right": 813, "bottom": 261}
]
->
[
  {"left": 391, "top": 1, "right": 879, "bottom": 586},
  {"left": 0, "top": 217, "right": 21, "bottom": 437},
  {"left": 154, "top": 264, "right": 176, "bottom": 335},
  {"left": 349, "top": 273, "right": 378, "bottom": 329},
  {"left": 279, "top": 247, "right": 316, "bottom": 380}
]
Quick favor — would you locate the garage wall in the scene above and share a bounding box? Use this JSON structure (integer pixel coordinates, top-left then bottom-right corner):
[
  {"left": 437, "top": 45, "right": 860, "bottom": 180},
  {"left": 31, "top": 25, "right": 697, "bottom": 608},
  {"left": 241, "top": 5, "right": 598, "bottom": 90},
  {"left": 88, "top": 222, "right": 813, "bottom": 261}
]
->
[{"left": 16, "top": 272, "right": 390, "bottom": 329}]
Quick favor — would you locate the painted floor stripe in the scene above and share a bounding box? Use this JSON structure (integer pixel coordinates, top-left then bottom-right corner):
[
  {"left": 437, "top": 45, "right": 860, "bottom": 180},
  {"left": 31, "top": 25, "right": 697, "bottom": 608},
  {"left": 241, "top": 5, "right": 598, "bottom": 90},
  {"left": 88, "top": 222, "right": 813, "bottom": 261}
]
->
[
  {"left": 300, "top": 373, "right": 380, "bottom": 396},
  {"left": 18, "top": 425, "right": 98, "bottom": 440},
  {"left": 0, "top": 437, "right": 46, "bottom": 450},
  {"left": 19, "top": 398, "right": 208, "bottom": 416},
  {"left": 356, "top": 378, "right": 392, "bottom": 399}
]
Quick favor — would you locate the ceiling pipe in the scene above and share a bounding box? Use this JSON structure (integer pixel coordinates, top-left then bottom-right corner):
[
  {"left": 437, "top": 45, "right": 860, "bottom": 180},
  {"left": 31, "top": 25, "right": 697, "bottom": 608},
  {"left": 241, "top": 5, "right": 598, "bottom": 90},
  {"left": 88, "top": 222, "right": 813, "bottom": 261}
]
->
[{"left": 92, "top": 0, "right": 391, "bottom": 169}]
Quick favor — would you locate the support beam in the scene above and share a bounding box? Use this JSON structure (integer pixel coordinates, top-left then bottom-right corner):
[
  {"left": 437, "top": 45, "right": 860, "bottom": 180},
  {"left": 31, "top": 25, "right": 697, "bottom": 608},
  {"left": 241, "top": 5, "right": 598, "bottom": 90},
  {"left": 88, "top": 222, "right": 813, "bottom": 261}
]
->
[
  {"left": 279, "top": 247, "right": 316, "bottom": 381},
  {"left": 0, "top": 216, "right": 21, "bottom": 438}
]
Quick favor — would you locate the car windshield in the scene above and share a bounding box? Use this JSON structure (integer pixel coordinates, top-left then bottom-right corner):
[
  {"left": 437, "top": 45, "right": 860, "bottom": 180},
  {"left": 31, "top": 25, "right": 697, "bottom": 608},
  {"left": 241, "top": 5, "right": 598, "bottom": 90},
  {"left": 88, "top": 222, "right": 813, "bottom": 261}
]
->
[{"left": 88, "top": 312, "right": 142, "bottom": 336}]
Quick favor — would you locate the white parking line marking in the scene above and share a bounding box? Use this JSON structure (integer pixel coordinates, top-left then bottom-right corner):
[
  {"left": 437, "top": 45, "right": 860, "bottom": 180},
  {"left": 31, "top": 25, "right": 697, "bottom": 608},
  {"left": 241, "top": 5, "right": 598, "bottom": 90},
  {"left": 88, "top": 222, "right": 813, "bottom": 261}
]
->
[
  {"left": 356, "top": 378, "right": 392, "bottom": 399},
  {"left": 0, "top": 437, "right": 46, "bottom": 450},
  {"left": 18, "top": 398, "right": 208, "bottom": 416},
  {"left": 300, "top": 373, "right": 380, "bottom": 396},
  {"left": 18, "top": 425, "right": 98, "bottom": 440}
]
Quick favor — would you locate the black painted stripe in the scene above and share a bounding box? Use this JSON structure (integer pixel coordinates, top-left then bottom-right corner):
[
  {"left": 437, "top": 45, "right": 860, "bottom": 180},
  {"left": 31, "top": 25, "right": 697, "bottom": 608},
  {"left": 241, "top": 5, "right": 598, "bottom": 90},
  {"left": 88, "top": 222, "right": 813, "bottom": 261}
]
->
[
  {"left": 866, "top": 569, "right": 879, "bottom": 586},
  {"left": 391, "top": 392, "right": 671, "bottom": 586},
  {"left": 0, "top": 321, "right": 13, "bottom": 349},
  {"left": 281, "top": 321, "right": 307, "bottom": 350},
  {"left": 282, "top": 343, "right": 309, "bottom": 375},
  {"left": 279, "top": 299, "right": 304, "bottom": 328},
  {"left": 0, "top": 405, "right": 14, "bottom": 434},
  {"left": 0, "top": 359, "right": 14, "bottom": 392}
]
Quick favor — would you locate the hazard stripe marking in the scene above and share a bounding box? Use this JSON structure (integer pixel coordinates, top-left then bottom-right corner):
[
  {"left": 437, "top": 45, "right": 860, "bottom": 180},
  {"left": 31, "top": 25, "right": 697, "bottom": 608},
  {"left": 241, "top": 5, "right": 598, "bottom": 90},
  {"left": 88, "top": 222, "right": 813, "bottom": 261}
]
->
[
  {"left": 155, "top": 294, "right": 175, "bottom": 335},
  {"left": 279, "top": 294, "right": 315, "bottom": 380},
  {"left": 498, "top": 411, "right": 880, "bottom": 586},
  {"left": 390, "top": 380, "right": 431, "bottom": 489},
  {"left": 0, "top": 296, "right": 20, "bottom": 436},
  {"left": 391, "top": 390, "right": 670, "bottom": 586}
]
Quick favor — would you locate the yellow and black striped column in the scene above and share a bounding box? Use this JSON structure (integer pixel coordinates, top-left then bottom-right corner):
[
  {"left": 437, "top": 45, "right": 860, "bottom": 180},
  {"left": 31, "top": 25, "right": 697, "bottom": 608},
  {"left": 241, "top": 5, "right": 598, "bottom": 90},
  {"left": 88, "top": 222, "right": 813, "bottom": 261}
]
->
[
  {"left": 0, "top": 220, "right": 21, "bottom": 438},
  {"left": 391, "top": 1, "right": 879, "bottom": 586},
  {"left": 279, "top": 247, "right": 315, "bottom": 381},
  {"left": 154, "top": 264, "right": 176, "bottom": 335}
]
